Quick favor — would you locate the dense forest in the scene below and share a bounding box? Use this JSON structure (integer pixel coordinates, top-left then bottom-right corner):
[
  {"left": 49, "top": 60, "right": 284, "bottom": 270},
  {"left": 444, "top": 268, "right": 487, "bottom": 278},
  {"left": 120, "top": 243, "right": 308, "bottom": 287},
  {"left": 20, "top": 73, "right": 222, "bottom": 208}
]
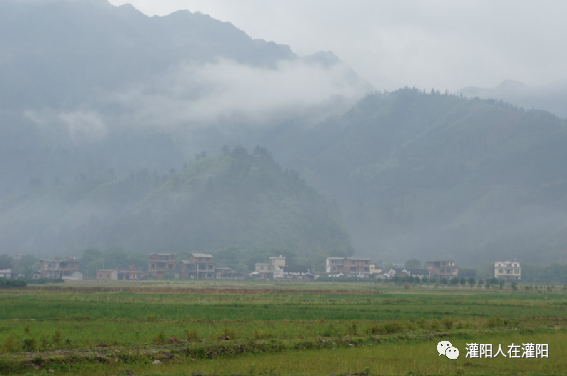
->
[
  {"left": 0, "top": 146, "right": 353, "bottom": 271},
  {"left": 267, "top": 89, "right": 567, "bottom": 265}
]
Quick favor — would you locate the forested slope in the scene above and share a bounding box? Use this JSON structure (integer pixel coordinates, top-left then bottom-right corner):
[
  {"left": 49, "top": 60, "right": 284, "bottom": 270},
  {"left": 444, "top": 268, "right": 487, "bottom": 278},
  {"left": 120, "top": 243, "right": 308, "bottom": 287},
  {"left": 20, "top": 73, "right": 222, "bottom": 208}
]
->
[{"left": 0, "top": 147, "right": 353, "bottom": 270}]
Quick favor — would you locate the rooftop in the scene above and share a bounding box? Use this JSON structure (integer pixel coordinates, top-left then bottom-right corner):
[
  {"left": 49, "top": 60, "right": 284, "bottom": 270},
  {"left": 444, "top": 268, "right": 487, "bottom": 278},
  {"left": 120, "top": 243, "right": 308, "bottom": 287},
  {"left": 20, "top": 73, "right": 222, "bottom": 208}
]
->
[{"left": 191, "top": 253, "right": 213, "bottom": 258}]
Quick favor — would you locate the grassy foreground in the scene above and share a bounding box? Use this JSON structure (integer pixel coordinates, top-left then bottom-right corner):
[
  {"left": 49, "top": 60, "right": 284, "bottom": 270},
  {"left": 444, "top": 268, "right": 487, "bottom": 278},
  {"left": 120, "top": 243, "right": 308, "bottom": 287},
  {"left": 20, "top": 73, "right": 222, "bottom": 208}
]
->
[{"left": 1, "top": 280, "right": 566, "bottom": 375}]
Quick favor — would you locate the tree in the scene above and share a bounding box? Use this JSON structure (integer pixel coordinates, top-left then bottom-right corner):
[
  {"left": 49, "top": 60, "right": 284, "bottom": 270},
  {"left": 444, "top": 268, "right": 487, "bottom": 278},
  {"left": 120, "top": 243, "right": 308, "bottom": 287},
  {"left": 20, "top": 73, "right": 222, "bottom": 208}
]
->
[
  {"left": 404, "top": 259, "right": 421, "bottom": 268},
  {"left": 0, "top": 254, "right": 14, "bottom": 270},
  {"left": 499, "top": 280, "right": 505, "bottom": 290},
  {"left": 468, "top": 277, "right": 476, "bottom": 288},
  {"left": 421, "top": 276, "right": 429, "bottom": 286},
  {"left": 17, "top": 254, "right": 40, "bottom": 277},
  {"left": 103, "top": 247, "right": 129, "bottom": 269},
  {"left": 449, "top": 277, "right": 459, "bottom": 286},
  {"left": 459, "top": 278, "right": 466, "bottom": 287}
]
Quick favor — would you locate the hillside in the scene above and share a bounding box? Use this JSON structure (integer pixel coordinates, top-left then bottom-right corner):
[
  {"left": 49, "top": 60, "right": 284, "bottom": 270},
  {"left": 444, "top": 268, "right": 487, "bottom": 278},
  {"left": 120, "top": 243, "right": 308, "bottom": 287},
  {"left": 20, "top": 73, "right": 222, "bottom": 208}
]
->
[
  {"left": 0, "top": 146, "right": 353, "bottom": 270},
  {"left": 0, "top": 0, "right": 370, "bottom": 196},
  {"left": 271, "top": 89, "right": 567, "bottom": 265},
  {"left": 459, "top": 80, "right": 567, "bottom": 119}
]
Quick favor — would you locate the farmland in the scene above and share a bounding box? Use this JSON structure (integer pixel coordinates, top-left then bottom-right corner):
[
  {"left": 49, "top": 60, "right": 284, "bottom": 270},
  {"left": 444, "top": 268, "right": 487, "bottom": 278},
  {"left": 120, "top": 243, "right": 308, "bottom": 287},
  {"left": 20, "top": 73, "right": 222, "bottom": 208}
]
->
[{"left": 1, "top": 281, "right": 566, "bottom": 375}]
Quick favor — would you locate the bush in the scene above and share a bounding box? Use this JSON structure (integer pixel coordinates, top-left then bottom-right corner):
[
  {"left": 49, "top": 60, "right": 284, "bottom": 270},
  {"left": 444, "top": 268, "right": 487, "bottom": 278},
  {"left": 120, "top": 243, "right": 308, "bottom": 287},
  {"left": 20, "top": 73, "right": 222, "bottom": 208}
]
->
[
  {"left": 22, "top": 337, "right": 36, "bottom": 352},
  {"left": 26, "top": 278, "right": 64, "bottom": 285},
  {"left": 52, "top": 329, "right": 62, "bottom": 345},
  {"left": 487, "top": 316, "right": 503, "bottom": 328},
  {"left": 0, "top": 279, "right": 27, "bottom": 288},
  {"left": 3, "top": 334, "right": 16, "bottom": 352},
  {"left": 347, "top": 321, "right": 358, "bottom": 335},
  {"left": 185, "top": 329, "right": 198, "bottom": 340},
  {"left": 429, "top": 320, "right": 441, "bottom": 331},
  {"left": 152, "top": 331, "right": 166, "bottom": 344},
  {"left": 365, "top": 321, "right": 403, "bottom": 335},
  {"left": 442, "top": 317, "right": 453, "bottom": 330},
  {"left": 220, "top": 327, "right": 238, "bottom": 340}
]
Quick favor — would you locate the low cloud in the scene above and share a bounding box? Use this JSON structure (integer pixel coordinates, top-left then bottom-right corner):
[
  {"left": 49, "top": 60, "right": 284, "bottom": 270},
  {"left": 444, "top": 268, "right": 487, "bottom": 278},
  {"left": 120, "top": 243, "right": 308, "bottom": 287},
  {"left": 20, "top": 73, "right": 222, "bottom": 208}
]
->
[
  {"left": 24, "top": 58, "right": 370, "bottom": 142},
  {"left": 109, "top": 58, "right": 370, "bottom": 129},
  {"left": 25, "top": 109, "right": 108, "bottom": 143}
]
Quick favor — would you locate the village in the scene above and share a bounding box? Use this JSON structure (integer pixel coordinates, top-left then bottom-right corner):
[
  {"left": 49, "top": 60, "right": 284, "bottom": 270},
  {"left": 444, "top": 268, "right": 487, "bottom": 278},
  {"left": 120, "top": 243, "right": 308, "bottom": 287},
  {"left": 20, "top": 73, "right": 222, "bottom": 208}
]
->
[{"left": 2, "top": 253, "right": 522, "bottom": 283}]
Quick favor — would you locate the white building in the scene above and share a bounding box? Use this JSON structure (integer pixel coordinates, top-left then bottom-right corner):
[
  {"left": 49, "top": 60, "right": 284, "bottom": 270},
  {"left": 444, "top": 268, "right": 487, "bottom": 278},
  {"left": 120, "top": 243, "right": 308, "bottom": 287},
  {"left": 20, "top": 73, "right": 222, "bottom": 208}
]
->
[{"left": 494, "top": 261, "right": 521, "bottom": 280}]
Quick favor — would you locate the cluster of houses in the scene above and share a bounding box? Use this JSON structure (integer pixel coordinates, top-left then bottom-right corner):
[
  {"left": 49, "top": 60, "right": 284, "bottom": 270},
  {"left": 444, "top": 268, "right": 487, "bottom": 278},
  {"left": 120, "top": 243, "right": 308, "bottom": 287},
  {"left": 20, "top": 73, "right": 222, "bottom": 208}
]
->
[{"left": 3, "top": 253, "right": 522, "bottom": 281}]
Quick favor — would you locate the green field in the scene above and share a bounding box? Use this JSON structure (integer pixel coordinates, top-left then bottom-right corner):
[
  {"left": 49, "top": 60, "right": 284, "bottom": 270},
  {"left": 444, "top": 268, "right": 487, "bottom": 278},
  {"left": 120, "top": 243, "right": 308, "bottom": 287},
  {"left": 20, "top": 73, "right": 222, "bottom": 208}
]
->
[{"left": 1, "top": 281, "right": 566, "bottom": 375}]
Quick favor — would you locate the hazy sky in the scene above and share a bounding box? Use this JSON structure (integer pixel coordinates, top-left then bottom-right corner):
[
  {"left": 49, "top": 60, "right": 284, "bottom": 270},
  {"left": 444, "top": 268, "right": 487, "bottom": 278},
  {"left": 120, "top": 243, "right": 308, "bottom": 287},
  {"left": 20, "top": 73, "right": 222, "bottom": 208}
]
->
[{"left": 107, "top": 0, "right": 567, "bottom": 92}]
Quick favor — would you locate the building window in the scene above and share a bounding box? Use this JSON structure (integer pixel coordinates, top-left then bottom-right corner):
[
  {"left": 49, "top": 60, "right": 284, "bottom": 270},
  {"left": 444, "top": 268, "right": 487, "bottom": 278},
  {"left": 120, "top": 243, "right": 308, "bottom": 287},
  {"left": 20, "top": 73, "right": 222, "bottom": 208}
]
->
[
  {"left": 440, "top": 269, "right": 444, "bottom": 272},
  {"left": 514, "top": 270, "right": 519, "bottom": 274},
  {"left": 499, "top": 269, "right": 503, "bottom": 273}
]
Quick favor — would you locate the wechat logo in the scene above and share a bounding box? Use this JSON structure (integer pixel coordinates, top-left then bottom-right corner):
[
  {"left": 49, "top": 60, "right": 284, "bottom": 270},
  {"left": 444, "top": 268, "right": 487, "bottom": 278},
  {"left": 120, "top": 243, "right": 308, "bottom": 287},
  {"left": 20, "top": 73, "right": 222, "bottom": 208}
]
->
[{"left": 437, "top": 341, "right": 460, "bottom": 360}]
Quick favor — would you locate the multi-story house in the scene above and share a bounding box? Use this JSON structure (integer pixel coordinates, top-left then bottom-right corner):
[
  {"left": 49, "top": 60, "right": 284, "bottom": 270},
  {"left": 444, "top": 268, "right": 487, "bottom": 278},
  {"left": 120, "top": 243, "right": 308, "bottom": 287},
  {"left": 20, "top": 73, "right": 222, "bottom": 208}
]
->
[
  {"left": 180, "top": 253, "right": 214, "bottom": 279},
  {"left": 119, "top": 265, "right": 143, "bottom": 280},
  {"left": 325, "top": 257, "right": 375, "bottom": 277},
  {"left": 326, "top": 257, "right": 345, "bottom": 273},
  {"left": 494, "top": 261, "right": 521, "bottom": 280},
  {"left": 426, "top": 260, "right": 459, "bottom": 279},
  {"left": 255, "top": 255, "right": 286, "bottom": 279},
  {"left": 40, "top": 258, "right": 82, "bottom": 280},
  {"left": 0, "top": 269, "right": 14, "bottom": 278},
  {"left": 148, "top": 253, "right": 176, "bottom": 279}
]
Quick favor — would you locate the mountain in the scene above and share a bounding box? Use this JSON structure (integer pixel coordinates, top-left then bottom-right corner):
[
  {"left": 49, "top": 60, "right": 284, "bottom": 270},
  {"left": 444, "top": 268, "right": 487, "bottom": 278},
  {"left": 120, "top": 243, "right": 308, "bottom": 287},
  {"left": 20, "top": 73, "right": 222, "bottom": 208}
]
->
[
  {"left": 459, "top": 80, "right": 567, "bottom": 119},
  {"left": 0, "top": 0, "right": 371, "bottom": 196},
  {"left": 268, "top": 89, "right": 567, "bottom": 265},
  {"left": 0, "top": 146, "right": 353, "bottom": 270}
]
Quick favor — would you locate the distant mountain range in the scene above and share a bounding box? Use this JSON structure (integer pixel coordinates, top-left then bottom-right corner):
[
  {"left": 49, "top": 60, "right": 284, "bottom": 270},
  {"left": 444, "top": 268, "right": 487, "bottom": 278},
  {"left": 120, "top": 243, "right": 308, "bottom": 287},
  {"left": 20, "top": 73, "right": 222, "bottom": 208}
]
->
[
  {"left": 0, "top": 0, "right": 371, "bottom": 194},
  {"left": 1, "top": 0, "right": 567, "bottom": 267},
  {"left": 268, "top": 89, "right": 567, "bottom": 265},
  {"left": 459, "top": 80, "right": 567, "bottom": 119},
  {"left": 0, "top": 146, "right": 353, "bottom": 270}
]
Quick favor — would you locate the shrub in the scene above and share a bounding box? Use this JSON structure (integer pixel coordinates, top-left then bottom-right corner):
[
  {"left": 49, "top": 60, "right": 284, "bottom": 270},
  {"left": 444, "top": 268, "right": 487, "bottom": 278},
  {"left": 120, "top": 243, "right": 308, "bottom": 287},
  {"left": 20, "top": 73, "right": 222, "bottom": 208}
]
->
[
  {"left": 52, "top": 329, "right": 62, "bottom": 345},
  {"left": 429, "top": 320, "right": 441, "bottom": 331},
  {"left": 3, "top": 334, "right": 16, "bottom": 352},
  {"left": 152, "top": 331, "right": 166, "bottom": 344},
  {"left": 185, "top": 329, "right": 198, "bottom": 341},
  {"left": 321, "top": 323, "right": 336, "bottom": 337},
  {"left": 442, "top": 317, "right": 453, "bottom": 330},
  {"left": 220, "top": 327, "right": 237, "bottom": 340},
  {"left": 22, "top": 337, "right": 36, "bottom": 352},
  {"left": 253, "top": 329, "right": 269, "bottom": 340},
  {"left": 39, "top": 333, "right": 50, "bottom": 351},
  {"left": 487, "top": 316, "right": 503, "bottom": 328},
  {"left": 347, "top": 321, "right": 358, "bottom": 335}
]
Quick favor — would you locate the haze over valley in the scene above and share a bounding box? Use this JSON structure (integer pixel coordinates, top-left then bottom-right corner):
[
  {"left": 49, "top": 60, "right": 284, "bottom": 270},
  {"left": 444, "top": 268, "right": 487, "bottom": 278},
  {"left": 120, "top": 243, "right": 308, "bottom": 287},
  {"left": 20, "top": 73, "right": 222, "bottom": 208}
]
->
[{"left": 1, "top": 0, "right": 567, "bottom": 272}]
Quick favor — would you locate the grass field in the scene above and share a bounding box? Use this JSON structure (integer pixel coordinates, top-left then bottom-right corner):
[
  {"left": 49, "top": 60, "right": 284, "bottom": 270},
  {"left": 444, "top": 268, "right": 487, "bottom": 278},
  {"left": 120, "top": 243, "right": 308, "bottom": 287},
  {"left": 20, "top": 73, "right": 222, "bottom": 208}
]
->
[{"left": 1, "top": 280, "right": 566, "bottom": 375}]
